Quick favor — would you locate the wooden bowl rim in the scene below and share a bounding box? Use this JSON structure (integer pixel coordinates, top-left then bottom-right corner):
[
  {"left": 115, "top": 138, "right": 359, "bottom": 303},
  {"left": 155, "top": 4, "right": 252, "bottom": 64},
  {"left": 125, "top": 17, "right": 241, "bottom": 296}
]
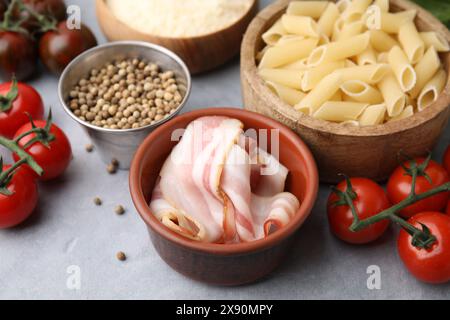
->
[
  {"left": 96, "top": 0, "right": 259, "bottom": 41},
  {"left": 129, "top": 107, "right": 319, "bottom": 256},
  {"left": 241, "top": 0, "right": 450, "bottom": 137}
]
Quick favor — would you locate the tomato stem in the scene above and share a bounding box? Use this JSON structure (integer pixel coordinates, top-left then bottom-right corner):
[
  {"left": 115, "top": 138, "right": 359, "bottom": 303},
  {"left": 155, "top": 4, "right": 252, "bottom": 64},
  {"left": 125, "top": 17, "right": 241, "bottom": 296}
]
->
[
  {"left": 0, "top": 77, "right": 19, "bottom": 113},
  {"left": 0, "top": 0, "right": 29, "bottom": 34}
]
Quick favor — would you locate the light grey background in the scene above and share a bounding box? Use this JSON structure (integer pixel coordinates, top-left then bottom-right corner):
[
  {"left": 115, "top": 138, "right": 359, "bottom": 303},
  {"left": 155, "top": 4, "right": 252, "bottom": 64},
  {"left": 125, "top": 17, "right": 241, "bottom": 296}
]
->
[{"left": 1, "top": 0, "right": 449, "bottom": 300}]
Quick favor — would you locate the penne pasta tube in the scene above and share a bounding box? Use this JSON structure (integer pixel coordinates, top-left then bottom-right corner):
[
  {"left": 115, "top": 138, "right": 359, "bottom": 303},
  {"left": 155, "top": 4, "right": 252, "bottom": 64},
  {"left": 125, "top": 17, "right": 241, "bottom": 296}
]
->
[
  {"left": 366, "top": 9, "right": 416, "bottom": 34},
  {"left": 398, "top": 22, "right": 425, "bottom": 64},
  {"left": 256, "top": 46, "right": 270, "bottom": 62},
  {"left": 417, "top": 69, "right": 447, "bottom": 111},
  {"left": 345, "top": 59, "right": 357, "bottom": 67},
  {"left": 266, "top": 81, "right": 306, "bottom": 106},
  {"left": 335, "top": 64, "right": 390, "bottom": 84},
  {"left": 259, "top": 68, "right": 303, "bottom": 90},
  {"left": 388, "top": 46, "right": 416, "bottom": 92},
  {"left": 318, "top": 3, "right": 340, "bottom": 38},
  {"left": 336, "top": 0, "right": 351, "bottom": 13},
  {"left": 307, "top": 32, "right": 370, "bottom": 66},
  {"left": 282, "top": 58, "right": 309, "bottom": 70},
  {"left": 374, "top": 0, "right": 389, "bottom": 12},
  {"left": 340, "top": 80, "right": 384, "bottom": 104},
  {"left": 389, "top": 105, "right": 414, "bottom": 122},
  {"left": 331, "top": 90, "right": 343, "bottom": 101},
  {"left": 276, "top": 34, "right": 305, "bottom": 45},
  {"left": 359, "top": 103, "right": 387, "bottom": 126},
  {"left": 378, "top": 73, "right": 406, "bottom": 117},
  {"left": 262, "top": 19, "right": 286, "bottom": 46},
  {"left": 281, "top": 15, "right": 320, "bottom": 37},
  {"left": 342, "top": 0, "right": 372, "bottom": 23},
  {"left": 410, "top": 46, "right": 441, "bottom": 98},
  {"left": 295, "top": 72, "right": 343, "bottom": 114},
  {"left": 313, "top": 101, "right": 369, "bottom": 122},
  {"left": 369, "top": 29, "right": 398, "bottom": 52},
  {"left": 357, "top": 44, "right": 377, "bottom": 65},
  {"left": 377, "top": 51, "right": 388, "bottom": 63},
  {"left": 420, "top": 32, "right": 450, "bottom": 52},
  {"left": 259, "top": 38, "right": 318, "bottom": 68},
  {"left": 333, "top": 21, "right": 365, "bottom": 42},
  {"left": 287, "top": 1, "right": 328, "bottom": 18},
  {"left": 301, "top": 60, "right": 345, "bottom": 91}
]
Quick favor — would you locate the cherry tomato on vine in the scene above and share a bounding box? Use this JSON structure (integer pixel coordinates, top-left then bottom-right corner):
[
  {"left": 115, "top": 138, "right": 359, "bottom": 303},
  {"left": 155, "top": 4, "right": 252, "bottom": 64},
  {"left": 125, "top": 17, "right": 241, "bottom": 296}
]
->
[
  {"left": 0, "top": 164, "right": 39, "bottom": 229},
  {"left": 39, "top": 21, "right": 97, "bottom": 75},
  {"left": 0, "top": 80, "right": 44, "bottom": 138},
  {"left": 327, "top": 178, "right": 391, "bottom": 244},
  {"left": 13, "top": 120, "right": 72, "bottom": 181},
  {"left": 387, "top": 158, "right": 450, "bottom": 219},
  {"left": 398, "top": 212, "right": 450, "bottom": 284},
  {"left": 19, "top": 0, "right": 67, "bottom": 33},
  {"left": 0, "top": 31, "right": 38, "bottom": 81},
  {"left": 446, "top": 199, "right": 450, "bottom": 216},
  {"left": 444, "top": 145, "right": 450, "bottom": 176}
]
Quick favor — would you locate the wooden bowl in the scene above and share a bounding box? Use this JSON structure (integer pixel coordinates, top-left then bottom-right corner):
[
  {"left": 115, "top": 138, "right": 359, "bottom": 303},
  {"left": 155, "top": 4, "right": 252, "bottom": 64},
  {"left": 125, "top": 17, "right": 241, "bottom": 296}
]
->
[
  {"left": 96, "top": 0, "right": 259, "bottom": 74},
  {"left": 241, "top": 0, "right": 450, "bottom": 183},
  {"left": 129, "top": 108, "right": 319, "bottom": 285}
]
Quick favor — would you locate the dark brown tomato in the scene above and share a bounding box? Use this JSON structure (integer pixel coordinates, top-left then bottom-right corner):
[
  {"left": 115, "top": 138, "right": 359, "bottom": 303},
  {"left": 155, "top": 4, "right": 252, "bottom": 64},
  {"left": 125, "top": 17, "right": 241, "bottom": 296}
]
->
[
  {"left": 39, "top": 21, "right": 97, "bottom": 75},
  {"left": 0, "top": 31, "right": 38, "bottom": 81},
  {"left": 18, "top": 0, "right": 67, "bottom": 33}
]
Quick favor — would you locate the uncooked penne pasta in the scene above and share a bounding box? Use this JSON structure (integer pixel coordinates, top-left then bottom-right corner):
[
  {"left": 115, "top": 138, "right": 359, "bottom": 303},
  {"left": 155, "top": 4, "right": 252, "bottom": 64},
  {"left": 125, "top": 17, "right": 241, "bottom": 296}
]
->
[
  {"left": 318, "top": 3, "right": 340, "bottom": 38},
  {"left": 359, "top": 103, "right": 387, "bottom": 126},
  {"left": 336, "top": 64, "right": 390, "bottom": 84},
  {"left": 266, "top": 81, "right": 306, "bottom": 106},
  {"left": 282, "top": 58, "right": 309, "bottom": 70},
  {"left": 262, "top": 19, "right": 286, "bottom": 46},
  {"left": 374, "top": 0, "right": 389, "bottom": 12},
  {"left": 420, "top": 32, "right": 450, "bottom": 52},
  {"left": 377, "top": 51, "right": 388, "bottom": 63},
  {"left": 342, "top": 0, "right": 372, "bottom": 23},
  {"left": 336, "top": 0, "right": 351, "bottom": 13},
  {"left": 259, "top": 38, "right": 318, "bottom": 68},
  {"left": 389, "top": 105, "right": 414, "bottom": 122},
  {"left": 301, "top": 60, "right": 345, "bottom": 91},
  {"left": 410, "top": 46, "right": 441, "bottom": 98},
  {"left": 341, "top": 80, "right": 384, "bottom": 104},
  {"left": 388, "top": 46, "right": 416, "bottom": 92},
  {"left": 378, "top": 73, "right": 406, "bottom": 117},
  {"left": 281, "top": 15, "right": 320, "bottom": 38},
  {"left": 398, "top": 22, "right": 425, "bottom": 64},
  {"left": 287, "top": 1, "right": 328, "bottom": 18},
  {"left": 276, "top": 34, "right": 305, "bottom": 45},
  {"left": 333, "top": 21, "right": 365, "bottom": 42},
  {"left": 366, "top": 9, "right": 416, "bottom": 34},
  {"left": 256, "top": 46, "right": 270, "bottom": 62},
  {"left": 307, "top": 32, "right": 370, "bottom": 66},
  {"left": 417, "top": 69, "right": 447, "bottom": 111},
  {"left": 331, "top": 90, "right": 343, "bottom": 101},
  {"left": 313, "top": 101, "right": 368, "bottom": 122},
  {"left": 258, "top": 68, "right": 303, "bottom": 90},
  {"left": 295, "top": 72, "right": 343, "bottom": 114},
  {"left": 357, "top": 44, "right": 377, "bottom": 65},
  {"left": 369, "top": 29, "right": 398, "bottom": 52}
]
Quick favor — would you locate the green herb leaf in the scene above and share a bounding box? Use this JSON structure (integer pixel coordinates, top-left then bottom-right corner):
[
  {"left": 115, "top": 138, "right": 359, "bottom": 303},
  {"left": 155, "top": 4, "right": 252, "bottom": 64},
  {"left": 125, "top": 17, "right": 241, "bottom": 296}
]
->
[{"left": 412, "top": 0, "right": 450, "bottom": 29}]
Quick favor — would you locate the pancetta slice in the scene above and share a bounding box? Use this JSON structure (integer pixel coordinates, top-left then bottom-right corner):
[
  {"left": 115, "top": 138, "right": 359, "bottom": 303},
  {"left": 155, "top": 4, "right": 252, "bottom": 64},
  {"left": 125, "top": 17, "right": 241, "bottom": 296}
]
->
[{"left": 150, "top": 116, "right": 301, "bottom": 243}]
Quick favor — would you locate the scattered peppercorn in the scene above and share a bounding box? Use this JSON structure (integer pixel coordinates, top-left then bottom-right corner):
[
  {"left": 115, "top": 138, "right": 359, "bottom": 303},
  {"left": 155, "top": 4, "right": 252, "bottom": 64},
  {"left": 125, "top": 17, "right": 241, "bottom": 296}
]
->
[
  {"left": 115, "top": 205, "right": 125, "bottom": 215},
  {"left": 93, "top": 197, "right": 102, "bottom": 206},
  {"left": 111, "top": 158, "right": 120, "bottom": 167},
  {"left": 67, "top": 58, "right": 185, "bottom": 130},
  {"left": 85, "top": 143, "right": 94, "bottom": 153},
  {"left": 107, "top": 163, "right": 117, "bottom": 174},
  {"left": 116, "top": 251, "right": 126, "bottom": 261}
]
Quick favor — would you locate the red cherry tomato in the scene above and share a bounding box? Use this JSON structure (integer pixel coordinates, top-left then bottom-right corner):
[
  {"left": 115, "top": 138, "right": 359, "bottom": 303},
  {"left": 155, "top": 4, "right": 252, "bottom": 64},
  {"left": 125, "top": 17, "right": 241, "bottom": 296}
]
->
[
  {"left": 398, "top": 212, "right": 450, "bottom": 284},
  {"left": 13, "top": 120, "right": 72, "bottom": 181},
  {"left": 327, "top": 178, "right": 391, "bottom": 244},
  {"left": 446, "top": 199, "right": 450, "bottom": 216},
  {"left": 0, "top": 80, "right": 44, "bottom": 138},
  {"left": 0, "top": 165, "right": 38, "bottom": 229},
  {"left": 39, "top": 21, "right": 97, "bottom": 75},
  {"left": 0, "top": 31, "right": 38, "bottom": 81},
  {"left": 444, "top": 145, "right": 450, "bottom": 176},
  {"left": 387, "top": 158, "right": 450, "bottom": 219}
]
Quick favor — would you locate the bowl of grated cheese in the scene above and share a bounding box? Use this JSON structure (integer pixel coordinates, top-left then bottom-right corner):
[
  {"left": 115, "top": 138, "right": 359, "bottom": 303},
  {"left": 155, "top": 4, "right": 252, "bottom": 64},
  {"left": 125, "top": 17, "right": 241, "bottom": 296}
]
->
[{"left": 96, "top": 0, "right": 259, "bottom": 74}]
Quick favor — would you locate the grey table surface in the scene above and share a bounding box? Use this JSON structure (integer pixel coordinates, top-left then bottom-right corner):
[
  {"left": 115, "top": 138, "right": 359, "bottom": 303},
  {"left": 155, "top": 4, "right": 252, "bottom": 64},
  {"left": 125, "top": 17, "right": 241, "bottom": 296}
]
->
[{"left": 1, "top": 0, "right": 450, "bottom": 300}]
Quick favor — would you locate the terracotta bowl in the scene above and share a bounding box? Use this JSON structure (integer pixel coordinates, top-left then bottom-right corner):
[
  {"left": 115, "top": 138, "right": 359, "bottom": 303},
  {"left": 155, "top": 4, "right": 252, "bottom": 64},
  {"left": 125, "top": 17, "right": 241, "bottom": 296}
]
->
[
  {"left": 241, "top": 0, "right": 450, "bottom": 183},
  {"left": 129, "top": 108, "right": 318, "bottom": 285},
  {"left": 96, "top": 0, "right": 259, "bottom": 74}
]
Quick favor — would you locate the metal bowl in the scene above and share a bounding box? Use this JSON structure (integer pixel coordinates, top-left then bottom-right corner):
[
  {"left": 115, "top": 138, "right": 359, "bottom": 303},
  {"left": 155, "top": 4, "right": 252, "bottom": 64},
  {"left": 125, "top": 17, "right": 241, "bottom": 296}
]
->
[{"left": 58, "top": 41, "right": 191, "bottom": 169}]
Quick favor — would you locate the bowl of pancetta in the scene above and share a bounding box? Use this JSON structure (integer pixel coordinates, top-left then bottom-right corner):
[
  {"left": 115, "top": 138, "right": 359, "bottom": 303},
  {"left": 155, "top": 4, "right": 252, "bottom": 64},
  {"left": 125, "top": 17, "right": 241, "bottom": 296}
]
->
[{"left": 129, "top": 107, "right": 318, "bottom": 285}]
